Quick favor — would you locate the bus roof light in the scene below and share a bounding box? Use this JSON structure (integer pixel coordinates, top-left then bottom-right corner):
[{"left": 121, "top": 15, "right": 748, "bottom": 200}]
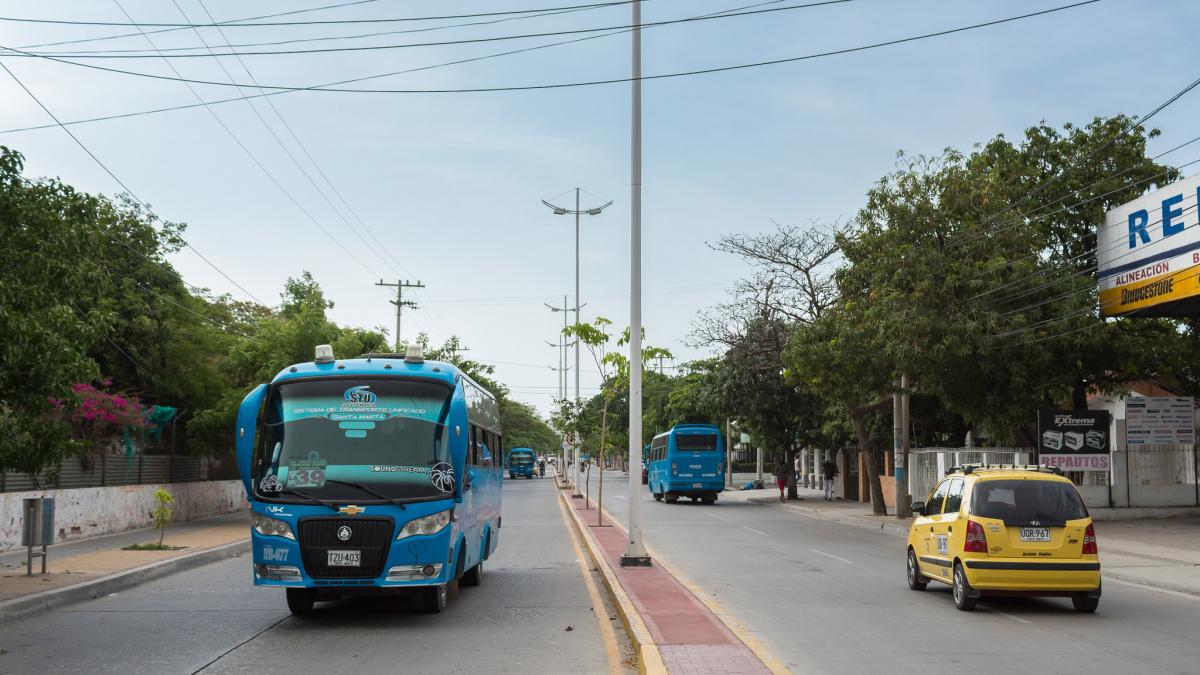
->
[
  {"left": 314, "top": 344, "right": 335, "bottom": 363},
  {"left": 405, "top": 343, "right": 425, "bottom": 363}
]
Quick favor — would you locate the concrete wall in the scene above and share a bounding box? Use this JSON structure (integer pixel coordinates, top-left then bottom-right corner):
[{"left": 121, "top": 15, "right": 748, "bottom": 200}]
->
[{"left": 0, "top": 481, "right": 247, "bottom": 552}]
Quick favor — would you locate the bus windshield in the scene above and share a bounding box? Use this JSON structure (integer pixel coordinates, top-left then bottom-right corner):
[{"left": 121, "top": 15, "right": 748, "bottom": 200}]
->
[
  {"left": 255, "top": 378, "right": 456, "bottom": 503},
  {"left": 510, "top": 452, "right": 533, "bottom": 465},
  {"left": 675, "top": 434, "right": 719, "bottom": 452}
]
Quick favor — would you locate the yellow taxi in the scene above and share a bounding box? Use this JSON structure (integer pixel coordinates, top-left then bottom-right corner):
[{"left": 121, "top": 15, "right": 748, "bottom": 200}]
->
[{"left": 905, "top": 465, "right": 1101, "bottom": 612}]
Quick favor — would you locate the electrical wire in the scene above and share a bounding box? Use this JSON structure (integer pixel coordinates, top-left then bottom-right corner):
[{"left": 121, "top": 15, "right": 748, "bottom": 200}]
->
[
  {"left": 0, "top": 59, "right": 265, "bottom": 306},
  {"left": 0, "top": 1, "right": 636, "bottom": 28},
  {"left": 0, "top": 0, "right": 802, "bottom": 134},
  {"left": 11, "top": 1, "right": 850, "bottom": 60},
  {"left": 0, "top": 0, "right": 1096, "bottom": 94}
]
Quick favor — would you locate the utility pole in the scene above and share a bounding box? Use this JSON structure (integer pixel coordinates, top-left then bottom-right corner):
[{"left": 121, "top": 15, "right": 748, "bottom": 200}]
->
[
  {"left": 542, "top": 197, "right": 611, "bottom": 501},
  {"left": 621, "top": 0, "right": 650, "bottom": 567},
  {"left": 375, "top": 279, "right": 424, "bottom": 351},
  {"left": 895, "top": 373, "right": 912, "bottom": 518},
  {"left": 726, "top": 419, "right": 734, "bottom": 488}
]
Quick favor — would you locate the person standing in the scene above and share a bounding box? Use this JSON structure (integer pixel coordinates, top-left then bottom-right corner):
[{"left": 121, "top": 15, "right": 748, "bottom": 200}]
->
[
  {"left": 793, "top": 454, "right": 802, "bottom": 485},
  {"left": 821, "top": 456, "right": 839, "bottom": 501},
  {"left": 774, "top": 458, "right": 790, "bottom": 503}
]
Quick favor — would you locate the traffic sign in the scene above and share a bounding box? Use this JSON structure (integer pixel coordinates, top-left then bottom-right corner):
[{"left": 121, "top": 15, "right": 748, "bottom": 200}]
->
[{"left": 564, "top": 432, "right": 577, "bottom": 445}]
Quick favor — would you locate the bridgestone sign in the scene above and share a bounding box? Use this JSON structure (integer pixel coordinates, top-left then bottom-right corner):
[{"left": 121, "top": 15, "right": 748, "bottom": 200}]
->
[
  {"left": 1037, "top": 409, "right": 1111, "bottom": 471},
  {"left": 1098, "top": 172, "right": 1200, "bottom": 317}
]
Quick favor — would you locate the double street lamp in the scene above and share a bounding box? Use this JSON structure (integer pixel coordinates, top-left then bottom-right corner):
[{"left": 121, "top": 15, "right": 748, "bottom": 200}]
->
[{"left": 542, "top": 189, "right": 611, "bottom": 498}]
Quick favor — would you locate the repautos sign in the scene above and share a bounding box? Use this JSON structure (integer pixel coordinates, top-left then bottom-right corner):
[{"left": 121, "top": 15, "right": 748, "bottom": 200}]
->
[{"left": 1037, "top": 409, "right": 1111, "bottom": 471}]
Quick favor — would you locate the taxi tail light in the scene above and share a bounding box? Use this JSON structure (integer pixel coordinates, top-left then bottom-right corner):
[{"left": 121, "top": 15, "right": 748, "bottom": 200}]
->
[
  {"left": 964, "top": 520, "right": 988, "bottom": 553},
  {"left": 1082, "top": 523, "right": 1098, "bottom": 554}
]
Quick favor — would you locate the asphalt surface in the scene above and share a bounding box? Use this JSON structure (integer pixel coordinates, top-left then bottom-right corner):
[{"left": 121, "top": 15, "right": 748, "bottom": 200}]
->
[
  {"left": 582, "top": 470, "right": 1200, "bottom": 675},
  {"left": 0, "top": 477, "right": 624, "bottom": 675}
]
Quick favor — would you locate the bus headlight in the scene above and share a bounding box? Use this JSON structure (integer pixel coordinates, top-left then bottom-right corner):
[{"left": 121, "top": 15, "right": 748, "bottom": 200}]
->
[
  {"left": 251, "top": 512, "right": 295, "bottom": 540},
  {"left": 397, "top": 510, "right": 452, "bottom": 540}
]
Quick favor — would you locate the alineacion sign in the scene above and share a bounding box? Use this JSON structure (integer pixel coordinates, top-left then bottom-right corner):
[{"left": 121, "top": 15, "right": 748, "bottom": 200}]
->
[{"left": 1098, "top": 172, "right": 1200, "bottom": 317}]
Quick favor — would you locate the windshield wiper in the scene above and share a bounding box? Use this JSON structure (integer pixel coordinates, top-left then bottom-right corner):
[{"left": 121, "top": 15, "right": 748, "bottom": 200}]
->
[
  {"left": 275, "top": 487, "right": 340, "bottom": 512},
  {"left": 324, "top": 479, "right": 408, "bottom": 510}
]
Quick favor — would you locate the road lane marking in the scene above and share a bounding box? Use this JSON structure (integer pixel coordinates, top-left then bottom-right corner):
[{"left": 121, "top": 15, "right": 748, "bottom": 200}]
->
[
  {"left": 1105, "top": 575, "right": 1200, "bottom": 601},
  {"left": 742, "top": 526, "right": 770, "bottom": 537},
  {"left": 809, "top": 548, "right": 854, "bottom": 565},
  {"left": 982, "top": 605, "right": 1033, "bottom": 624},
  {"left": 557, "top": 491, "right": 625, "bottom": 673}
]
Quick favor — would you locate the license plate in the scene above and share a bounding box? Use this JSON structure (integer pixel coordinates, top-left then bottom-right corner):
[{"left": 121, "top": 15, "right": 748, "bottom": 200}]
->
[
  {"left": 327, "top": 550, "right": 361, "bottom": 567},
  {"left": 1019, "top": 527, "right": 1051, "bottom": 542},
  {"left": 693, "top": 483, "right": 703, "bottom": 488}
]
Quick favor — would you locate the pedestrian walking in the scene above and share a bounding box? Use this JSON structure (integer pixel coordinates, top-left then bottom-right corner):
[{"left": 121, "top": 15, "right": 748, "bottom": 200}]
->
[
  {"left": 774, "top": 459, "right": 789, "bottom": 503},
  {"left": 821, "top": 457, "right": 838, "bottom": 501}
]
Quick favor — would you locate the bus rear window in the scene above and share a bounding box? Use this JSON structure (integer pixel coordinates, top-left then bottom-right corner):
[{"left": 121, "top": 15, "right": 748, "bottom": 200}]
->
[
  {"left": 675, "top": 435, "right": 718, "bottom": 452},
  {"left": 971, "top": 480, "right": 1087, "bottom": 523}
]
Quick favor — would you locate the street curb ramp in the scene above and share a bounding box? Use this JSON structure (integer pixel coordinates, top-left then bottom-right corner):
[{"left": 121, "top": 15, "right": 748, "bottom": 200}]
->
[{"left": 0, "top": 539, "right": 250, "bottom": 626}]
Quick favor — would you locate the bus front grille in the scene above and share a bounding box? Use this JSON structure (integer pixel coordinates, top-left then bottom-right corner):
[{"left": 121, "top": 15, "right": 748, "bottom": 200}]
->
[{"left": 298, "top": 517, "right": 393, "bottom": 579}]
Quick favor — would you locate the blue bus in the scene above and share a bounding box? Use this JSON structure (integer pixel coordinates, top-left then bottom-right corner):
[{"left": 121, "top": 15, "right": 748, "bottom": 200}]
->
[
  {"left": 646, "top": 424, "right": 726, "bottom": 504},
  {"left": 235, "top": 344, "right": 502, "bottom": 615},
  {"left": 507, "top": 448, "right": 536, "bottom": 479}
]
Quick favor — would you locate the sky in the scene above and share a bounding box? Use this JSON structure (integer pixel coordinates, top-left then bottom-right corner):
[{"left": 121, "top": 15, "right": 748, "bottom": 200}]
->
[{"left": 2, "top": 0, "right": 1199, "bottom": 417}]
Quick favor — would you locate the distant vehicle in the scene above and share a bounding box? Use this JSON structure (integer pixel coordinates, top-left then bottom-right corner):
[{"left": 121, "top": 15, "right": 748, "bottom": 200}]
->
[
  {"left": 647, "top": 424, "right": 726, "bottom": 504},
  {"left": 641, "top": 444, "right": 650, "bottom": 485},
  {"left": 906, "top": 466, "right": 1100, "bottom": 612},
  {"left": 235, "top": 344, "right": 501, "bottom": 616},
  {"left": 547, "top": 456, "right": 557, "bottom": 465},
  {"left": 507, "top": 448, "right": 536, "bottom": 479}
]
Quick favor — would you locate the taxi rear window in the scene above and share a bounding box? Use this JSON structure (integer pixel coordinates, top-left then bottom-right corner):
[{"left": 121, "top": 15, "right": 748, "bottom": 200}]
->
[{"left": 971, "top": 479, "right": 1087, "bottom": 522}]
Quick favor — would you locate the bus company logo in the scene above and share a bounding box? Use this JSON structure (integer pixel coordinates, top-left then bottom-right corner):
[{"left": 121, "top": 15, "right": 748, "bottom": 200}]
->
[
  {"left": 343, "top": 386, "right": 378, "bottom": 406},
  {"left": 430, "top": 462, "right": 455, "bottom": 491},
  {"left": 337, "top": 526, "right": 352, "bottom": 541}
]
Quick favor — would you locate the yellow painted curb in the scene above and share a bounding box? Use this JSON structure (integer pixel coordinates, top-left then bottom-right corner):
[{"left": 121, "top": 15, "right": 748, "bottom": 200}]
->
[
  {"left": 592, "top": 499, "right": 791, "bottom": 675},
  {"left": 558, "top": 490, "right": 668, "bottom": 675}
]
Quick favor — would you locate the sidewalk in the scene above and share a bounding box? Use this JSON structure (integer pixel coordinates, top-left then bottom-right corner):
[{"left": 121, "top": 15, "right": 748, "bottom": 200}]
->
[
  {"left": 560, "top": 488, "right": 778, "bottom": 675},
  {"left": 722, "top": 483, "right": 1200, "bottom": 596},
  {"left": 0, "top": 511, "right": 248, "bottom": 621}
]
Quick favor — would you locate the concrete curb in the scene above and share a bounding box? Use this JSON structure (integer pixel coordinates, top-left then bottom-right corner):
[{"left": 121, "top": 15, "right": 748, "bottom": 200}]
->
[
  {"left": 557, "top": 489, "right": 668, "bottom": 675},
  {"left": 0, "top": 539, "right": 250, "bottom": 627}
]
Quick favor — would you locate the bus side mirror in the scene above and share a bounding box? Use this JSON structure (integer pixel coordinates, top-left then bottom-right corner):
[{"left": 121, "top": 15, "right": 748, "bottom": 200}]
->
[
  {"left": 910, "top": 501, "right": 926, "bottom": 516},
  {"left": 235, "top": 384, "right": 268, "bottom": 499}
]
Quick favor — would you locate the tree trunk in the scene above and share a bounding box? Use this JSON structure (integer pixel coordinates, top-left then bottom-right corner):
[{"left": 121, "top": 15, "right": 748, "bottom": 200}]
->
[
  {"left": 850, "top": 408, "right": 888, "bottom": 516},
  {"left": 786, "top": 446, "right": 798, "bottom": 499},
  {"left": 1072, "top": 381, "right": 1088, "bottom": 410}
]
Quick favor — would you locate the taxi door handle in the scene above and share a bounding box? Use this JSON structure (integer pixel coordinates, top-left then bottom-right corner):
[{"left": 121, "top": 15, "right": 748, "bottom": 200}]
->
[{"left": 928, "top": 527, "right": 934, "bottom": 532}]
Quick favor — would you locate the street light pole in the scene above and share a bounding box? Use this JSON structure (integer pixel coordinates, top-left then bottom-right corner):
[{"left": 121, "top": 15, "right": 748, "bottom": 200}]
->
[
  {"left": 622, "top": 0, "right": 650, "bottom": 567},
  {"left": 542, "top": 196, "right": 611, "bottom": 499}
]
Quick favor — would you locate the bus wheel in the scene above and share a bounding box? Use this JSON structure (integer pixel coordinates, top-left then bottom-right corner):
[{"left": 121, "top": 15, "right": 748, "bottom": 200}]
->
[
  {"left": 653, "top": 490, "right": 663, "bottom": 501},
  {"left": 701, "top": 495, "right": 716, "bottom": 505},
  {"left": 665, "top": 493, "right": 679, "bottom": 504},
  {"left": 286, "top": 588, "right": 315, "bottom": 616},
  {"left": 422, "top": 584, "right": 448, "bottom": 614},
  {"left": 463, "top": 559, "right": 484, "bottom": 587}
]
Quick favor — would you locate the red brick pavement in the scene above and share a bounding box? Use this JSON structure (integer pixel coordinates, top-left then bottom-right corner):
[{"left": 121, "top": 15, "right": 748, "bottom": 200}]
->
[{"left": 570, "top": 499, "right": 772, "bottom": 675}]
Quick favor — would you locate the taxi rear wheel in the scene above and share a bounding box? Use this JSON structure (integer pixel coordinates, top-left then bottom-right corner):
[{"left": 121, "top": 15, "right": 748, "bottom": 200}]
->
[
  {"left": 906, "top": 548, "right": 927, "bottom": 591},
  {"left": 1071, "top": 593, "right": 1100, "bottom": 613},
  {"left": 952, "top": 563, "right": 977, "bottom": 611}
]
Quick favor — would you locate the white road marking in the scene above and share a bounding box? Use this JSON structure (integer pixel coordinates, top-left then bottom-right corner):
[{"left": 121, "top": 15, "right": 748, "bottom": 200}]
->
[
  {"left": 703, "top": 512, "right": 730, "bottom": 523},
  {"left": 982, "top": 605, "right": 1033, "bottom": 624},
  {"left": 809, "top": 548, "right": 854, "bottom": 565},
  {"left": 743, "top": 526, "right": 770, "bottom": 537},
  {"left": 1105, "top": 575, "right": 1200, "bottom": 601}
]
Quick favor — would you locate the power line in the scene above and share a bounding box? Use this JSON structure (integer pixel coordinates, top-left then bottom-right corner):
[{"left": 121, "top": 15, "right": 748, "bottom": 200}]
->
[
  {"left": 0, "top": 0, "right": 1096, "bottom": 94},
  {"left": 0, "top": 59, "right": 264, "bottom": 305},
  {"left": 0, "top": 1, "right": 636, "bottom": 27},
  {"left": 12, "top": 1, "right": 850, "bottom": 59},
  {"left": 0, "top": 0, "right": 794, "bottom": 134}
]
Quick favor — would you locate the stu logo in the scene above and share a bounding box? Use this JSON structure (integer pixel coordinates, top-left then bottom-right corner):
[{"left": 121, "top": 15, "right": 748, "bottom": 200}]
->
[{"left": 262, "top": 545, "right": 289, "bottom": 563}]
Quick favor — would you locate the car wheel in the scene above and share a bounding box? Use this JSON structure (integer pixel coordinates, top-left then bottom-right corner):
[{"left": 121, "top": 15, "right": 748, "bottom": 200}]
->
[
  {"left": 285, "top": 588, "right": 315, "bottom": 616},
  {"left": 422, "top": 584, "right": 448, "bottom": 614},
  {"left": 1072, "top": 593, "right": 1099, "bottom": 613},
  {"left": 462, "top": 560, "right": 483, "bottom": 587},
  {"left": 906, "top": 548, "right": 927, "bottom": 591},
  {"left": 952, "top": 563, "right": 977, "bottom": 611}
]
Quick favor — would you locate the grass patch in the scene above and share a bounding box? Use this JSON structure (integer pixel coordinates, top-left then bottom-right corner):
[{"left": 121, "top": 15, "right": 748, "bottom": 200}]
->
[{"left": 121, "top": 543, "right": 188, "bottom": 551}]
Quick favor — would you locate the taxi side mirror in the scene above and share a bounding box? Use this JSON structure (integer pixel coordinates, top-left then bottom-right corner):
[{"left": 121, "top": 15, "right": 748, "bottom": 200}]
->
[{"left": 910, "top": 501, "right": 926, "bottom": 516}]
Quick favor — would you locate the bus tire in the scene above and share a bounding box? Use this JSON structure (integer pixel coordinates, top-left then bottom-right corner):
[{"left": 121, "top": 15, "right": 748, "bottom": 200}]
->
[
  {"left": 701, "top": 495, "right": 716, "bottom": 505},
  {"left": 462, "top": 560, "right": 483, "bottom": 587},
  {"left": 286, "top": 588, "right": 315, "bottom": 616},
  {"left": 653, "top": 490, "right": 663, "bottom": 501},
  {"left": 665, "top": 493, "right": 679, "bottom": 504},
  {"left": 422, "top": 584, "right": 448, "bottom": 614}
]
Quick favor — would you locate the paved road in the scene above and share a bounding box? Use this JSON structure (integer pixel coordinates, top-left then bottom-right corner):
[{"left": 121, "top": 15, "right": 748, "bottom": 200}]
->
[
  {"left": 0, "top": 477, "right": 626, "bottom": 675},
  {"left": 582, "top": 471, "right": 1200, "bottom": 675}
]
